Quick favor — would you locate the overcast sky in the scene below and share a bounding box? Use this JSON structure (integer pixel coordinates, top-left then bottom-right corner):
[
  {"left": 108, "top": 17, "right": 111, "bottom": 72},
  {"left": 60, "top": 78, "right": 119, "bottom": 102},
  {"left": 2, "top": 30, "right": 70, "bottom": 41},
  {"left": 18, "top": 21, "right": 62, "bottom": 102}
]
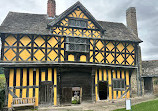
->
[{"left": 0, "top": 0, "right": 158, "bottom": 61}]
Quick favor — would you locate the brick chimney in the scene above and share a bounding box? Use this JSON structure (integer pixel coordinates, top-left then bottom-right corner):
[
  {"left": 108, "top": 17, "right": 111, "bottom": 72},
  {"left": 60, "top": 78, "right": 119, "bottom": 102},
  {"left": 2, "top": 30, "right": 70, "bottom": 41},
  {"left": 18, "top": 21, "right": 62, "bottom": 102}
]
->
[
  {"left": 126, "top": 7, "right": 138, "bottom": 36},
  {"left": 47, "top": 0, "right": 56, "bottom": 17}
]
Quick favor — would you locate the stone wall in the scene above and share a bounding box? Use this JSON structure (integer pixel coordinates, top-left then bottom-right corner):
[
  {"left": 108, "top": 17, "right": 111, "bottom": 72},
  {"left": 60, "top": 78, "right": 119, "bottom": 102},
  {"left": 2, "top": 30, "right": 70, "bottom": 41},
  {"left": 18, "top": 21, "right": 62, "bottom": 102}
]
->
[
  {"left": 153, "top": 78, "right": 158, "bottom": 95},
  {"left": 131, "top": 45, "right": 143, "bottom": 97},
  {"left": 131, "top": 69, "right": 137, "bottom": 97}
]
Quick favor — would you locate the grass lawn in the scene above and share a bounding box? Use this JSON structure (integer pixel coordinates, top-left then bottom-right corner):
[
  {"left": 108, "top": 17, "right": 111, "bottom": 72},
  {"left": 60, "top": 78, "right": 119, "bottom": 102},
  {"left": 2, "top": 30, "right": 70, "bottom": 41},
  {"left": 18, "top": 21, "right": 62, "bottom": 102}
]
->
[{"left": 114, "top": 99, "right": 158, "bottom": 111}]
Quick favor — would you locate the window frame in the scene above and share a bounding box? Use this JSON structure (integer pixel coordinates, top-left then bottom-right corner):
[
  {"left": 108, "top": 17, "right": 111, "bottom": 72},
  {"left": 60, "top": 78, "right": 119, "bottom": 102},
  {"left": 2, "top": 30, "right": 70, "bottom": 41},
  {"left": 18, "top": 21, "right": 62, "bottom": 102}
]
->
[
  {"left": 68, "top": 18, "right": 88, "bottom": 28},
  {"left": 65, "top": 37, "right": 90, "bottom": 53},
  {"left": 112, "top": 79, "right": 125, "bottom": 91}
]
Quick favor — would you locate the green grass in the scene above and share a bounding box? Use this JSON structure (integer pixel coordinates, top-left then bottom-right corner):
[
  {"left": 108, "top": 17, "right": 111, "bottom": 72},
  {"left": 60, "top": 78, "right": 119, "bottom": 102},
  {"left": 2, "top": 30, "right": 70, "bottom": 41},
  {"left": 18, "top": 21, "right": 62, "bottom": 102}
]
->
[
  {"left": 0, "top": 74, "right": 5, "bottom": 77},
  {"left": 114, "top": 99, "right": 158, "bottom": 111},
  {"left": 66, "top": 110, "right": 93, "bottom": 111}
]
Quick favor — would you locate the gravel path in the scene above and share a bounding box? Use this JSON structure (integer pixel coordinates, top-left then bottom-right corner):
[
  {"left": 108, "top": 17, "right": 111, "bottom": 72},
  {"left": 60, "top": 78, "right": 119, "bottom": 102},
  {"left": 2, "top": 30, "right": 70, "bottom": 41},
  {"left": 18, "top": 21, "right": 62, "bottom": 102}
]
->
[{"left": 19, "top": 95, "right": 157, "bottom": 111}]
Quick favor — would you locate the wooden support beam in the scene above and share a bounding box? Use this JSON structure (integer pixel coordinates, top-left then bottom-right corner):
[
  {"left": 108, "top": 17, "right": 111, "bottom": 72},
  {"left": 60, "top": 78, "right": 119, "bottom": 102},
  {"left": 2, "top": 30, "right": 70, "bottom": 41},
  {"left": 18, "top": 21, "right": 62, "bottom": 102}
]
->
[{"left": 54, "top": 68, "right": 57, "bottom": 106}]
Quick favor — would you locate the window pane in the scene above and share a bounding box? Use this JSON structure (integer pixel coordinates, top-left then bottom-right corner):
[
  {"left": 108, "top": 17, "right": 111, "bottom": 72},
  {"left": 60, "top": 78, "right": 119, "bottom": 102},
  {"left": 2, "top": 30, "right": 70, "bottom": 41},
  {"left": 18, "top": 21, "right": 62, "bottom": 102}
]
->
[
  {"left": 69, "top": 19, "right": 87, "bottom": 28},
  {"left": 69, "top": 38, "right": 74, "bottom": 43},
  {"left": 114, "top": 81, "right": 116, "bottom": 88},
  {"left": 66, "top": 44, "right": 69, "bottom": 50},
  {"left": 70, "top": 20, "right": 75, "bottom": 26},
  {"left": 116, "top": 81, "right": 119, "bottom": 88},
  {"left": 66, "top": 37, "right": 69, "bottom": 42},
  {"left": 81, "top": 21, "right": 86, "bottom": 27},
  {"left": 86, "top": 40, "right": 90, "bottom": 44},
  {"left": 80, "top": 45, "right": 85, "bottom": 51},
  {"left": 81, "top": 38, "right": 86, "bottom": 43},
  {"left": 76, "top": 44, "right": 79, "bottom": 51},
  {"left": 113, "top": 79, "right": 125, "bottom": 90},
  {"left": 76, "top": 21, "right": 80, "bottom": 27},
  {"left": 121, "top": 80, "right": 125, "bottom": 88},
  {"left": 69, "top": 44, "right": 75, "bottom": 50},
  {"left": 75, "top": 38, "right": 80, "bottom": 43},
  {"left": 86, "top": 46, "right": 89, "bottom": 52}
]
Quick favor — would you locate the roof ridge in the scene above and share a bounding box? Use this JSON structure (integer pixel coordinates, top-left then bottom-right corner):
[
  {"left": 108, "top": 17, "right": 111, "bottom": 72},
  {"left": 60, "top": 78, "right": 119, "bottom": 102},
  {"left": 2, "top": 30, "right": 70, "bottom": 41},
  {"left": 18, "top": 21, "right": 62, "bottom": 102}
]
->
[
  {"left": 143, "top": 60, "right": 158, "bottom": 62},
  {"left": 8, "top": 11, "right": 47, "bottom": 16},
  {"left": 97, "top": 20, "right": 123, "bottom": 24}
]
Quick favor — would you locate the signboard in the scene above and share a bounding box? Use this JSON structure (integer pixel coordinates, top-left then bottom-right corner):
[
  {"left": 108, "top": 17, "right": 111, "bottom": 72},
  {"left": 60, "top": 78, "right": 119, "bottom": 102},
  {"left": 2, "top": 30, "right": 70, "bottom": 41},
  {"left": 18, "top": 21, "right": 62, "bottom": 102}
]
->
[{"left": 126, "top": 99, "right": 131, "bottom": 110}]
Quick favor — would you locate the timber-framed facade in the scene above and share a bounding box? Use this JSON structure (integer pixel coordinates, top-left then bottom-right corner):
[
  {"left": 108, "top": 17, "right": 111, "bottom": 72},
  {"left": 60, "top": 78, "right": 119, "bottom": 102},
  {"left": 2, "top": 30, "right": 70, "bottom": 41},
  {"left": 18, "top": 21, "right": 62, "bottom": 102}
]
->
[{"left": 0, "top": 0, "right": 142, "bottom": 109}]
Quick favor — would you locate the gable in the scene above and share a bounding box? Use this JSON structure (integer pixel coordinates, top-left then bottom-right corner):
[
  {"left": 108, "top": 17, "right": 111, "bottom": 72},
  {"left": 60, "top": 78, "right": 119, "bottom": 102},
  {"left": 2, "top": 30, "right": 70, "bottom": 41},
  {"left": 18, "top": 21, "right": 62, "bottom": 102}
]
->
[
  {"left": 68, "top": 8, "right": 88, "bottom": 19},
  {"left": 59, "top": 8, "right": 97, "bottom": 29},
  {"left": 52, "top": 6, "right": 102, "bottom": 38}
]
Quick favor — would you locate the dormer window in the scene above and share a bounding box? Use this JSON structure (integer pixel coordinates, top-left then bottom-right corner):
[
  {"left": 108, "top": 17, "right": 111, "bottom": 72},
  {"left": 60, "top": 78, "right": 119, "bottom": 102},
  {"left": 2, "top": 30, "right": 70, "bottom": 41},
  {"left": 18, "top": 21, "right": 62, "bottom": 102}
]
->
[{"left": 69, "top": 19, "right": 87, "bottom": 28}]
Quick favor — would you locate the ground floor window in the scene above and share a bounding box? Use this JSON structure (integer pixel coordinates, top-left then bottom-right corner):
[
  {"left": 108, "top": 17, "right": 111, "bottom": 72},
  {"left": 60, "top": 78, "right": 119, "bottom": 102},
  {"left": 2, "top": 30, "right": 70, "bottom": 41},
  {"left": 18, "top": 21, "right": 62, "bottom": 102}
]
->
[{"left": 113, "top": 79, "right": 125, "bottom": 91}]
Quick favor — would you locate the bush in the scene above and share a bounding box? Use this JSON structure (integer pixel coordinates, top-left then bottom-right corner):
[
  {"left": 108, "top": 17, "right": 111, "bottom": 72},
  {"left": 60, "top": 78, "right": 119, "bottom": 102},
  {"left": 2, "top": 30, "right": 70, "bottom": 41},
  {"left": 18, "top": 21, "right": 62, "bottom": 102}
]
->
[
  {"left": 0, "top": 75, "right": 6, "bottom": 110},
  {"left": 0, "top": 89, "right": 5, "bottom": 110},
  {"left": 0, "top": 75, "right": 5, "bottom": 89}
]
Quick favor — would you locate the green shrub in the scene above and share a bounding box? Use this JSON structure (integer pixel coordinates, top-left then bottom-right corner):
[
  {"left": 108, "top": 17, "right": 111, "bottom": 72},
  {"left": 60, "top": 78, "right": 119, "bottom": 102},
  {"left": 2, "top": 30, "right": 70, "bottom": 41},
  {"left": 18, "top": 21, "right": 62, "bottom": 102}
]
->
[
  {"left": 0, "top": 75, "right": 5, "bottom": 89},
  {"left": 0, "top": 75, "right": 6, "bottom": 110}
]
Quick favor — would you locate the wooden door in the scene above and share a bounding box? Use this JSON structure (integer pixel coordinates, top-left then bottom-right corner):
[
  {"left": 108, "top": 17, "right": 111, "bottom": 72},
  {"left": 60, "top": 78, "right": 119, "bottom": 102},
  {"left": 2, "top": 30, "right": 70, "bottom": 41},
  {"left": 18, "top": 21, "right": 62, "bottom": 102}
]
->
[
  {"left": 62, "top": 87, "right": 72, "bottom": 105},
  {"left": 39, "top": 81, "right": 53, "bottom": 104}
]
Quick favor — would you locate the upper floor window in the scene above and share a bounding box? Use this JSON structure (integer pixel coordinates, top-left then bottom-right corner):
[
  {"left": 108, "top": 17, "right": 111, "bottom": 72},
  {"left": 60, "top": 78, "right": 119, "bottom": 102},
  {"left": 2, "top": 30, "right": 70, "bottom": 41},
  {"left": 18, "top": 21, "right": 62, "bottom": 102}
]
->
[
  {"left": 66, "top": 37, "right": 89, "bottom": 52},
  {"left": 69, "top": 19, "right": 87, "bottom": 28}
]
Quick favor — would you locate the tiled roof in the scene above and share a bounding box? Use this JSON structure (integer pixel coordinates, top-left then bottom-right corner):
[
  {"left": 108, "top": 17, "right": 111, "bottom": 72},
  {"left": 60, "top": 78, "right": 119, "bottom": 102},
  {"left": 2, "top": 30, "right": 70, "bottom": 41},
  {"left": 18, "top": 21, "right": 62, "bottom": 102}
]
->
[
  {"left": 142, "top": 60, "right": 158, "bottom": 77},
  {"left": 0, "top": 11, "right": 142, "bottom": 42}
]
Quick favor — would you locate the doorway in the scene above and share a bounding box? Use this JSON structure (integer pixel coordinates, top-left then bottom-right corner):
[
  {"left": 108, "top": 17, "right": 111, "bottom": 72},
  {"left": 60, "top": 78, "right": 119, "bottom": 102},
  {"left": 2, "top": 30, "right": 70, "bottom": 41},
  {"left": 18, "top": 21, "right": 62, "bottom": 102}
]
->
[
  {"left": 60, "top": 69, "right": 92, "bottom": 103},
  {"left": 98, "top": 81, "right": 108, "bottom": 100},
  {"left": 144, "top": 77, "right": 153, "bottom": 94},
  {"left": 39, "top": 81, "right": 53, "bottom": 104},
  {"left": 61, "top": 87, "right": 82, "bottom": 105}
]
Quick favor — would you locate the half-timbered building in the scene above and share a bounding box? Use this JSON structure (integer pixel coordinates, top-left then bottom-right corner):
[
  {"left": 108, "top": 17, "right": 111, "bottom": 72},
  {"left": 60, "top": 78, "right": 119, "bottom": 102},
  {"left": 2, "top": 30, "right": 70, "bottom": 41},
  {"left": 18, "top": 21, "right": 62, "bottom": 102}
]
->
[{"left": 0, "top": 0, "right": 142, "bottom": 108}]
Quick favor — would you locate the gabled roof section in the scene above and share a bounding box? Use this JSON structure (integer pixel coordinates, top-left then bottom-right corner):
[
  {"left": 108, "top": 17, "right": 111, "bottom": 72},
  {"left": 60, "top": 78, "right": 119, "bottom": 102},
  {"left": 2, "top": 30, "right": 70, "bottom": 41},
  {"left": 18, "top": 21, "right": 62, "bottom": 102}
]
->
[{"left": 48, "top": 1, "right": 104, "bottom": 32}]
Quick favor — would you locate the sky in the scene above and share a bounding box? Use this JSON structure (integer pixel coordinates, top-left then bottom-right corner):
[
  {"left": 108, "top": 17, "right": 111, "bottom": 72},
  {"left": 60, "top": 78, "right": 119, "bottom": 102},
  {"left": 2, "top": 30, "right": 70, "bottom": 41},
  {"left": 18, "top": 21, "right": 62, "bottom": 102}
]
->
[{"left": 0, "top": 0, "right": 158, "bottom": 61}]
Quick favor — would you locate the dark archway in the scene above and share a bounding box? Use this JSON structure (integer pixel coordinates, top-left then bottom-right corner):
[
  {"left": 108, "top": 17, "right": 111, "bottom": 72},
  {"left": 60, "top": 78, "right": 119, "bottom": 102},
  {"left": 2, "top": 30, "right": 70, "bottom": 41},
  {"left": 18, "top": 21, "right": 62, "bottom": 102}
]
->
[
  {"left": 98, "top": 81, "right": 108, "bottom": 100},
  {"left": 144, "top": 77, "right": 153, "bottom": 94},
  {"left": 60, "top": 67, "right": 92, "bottom": 104}
]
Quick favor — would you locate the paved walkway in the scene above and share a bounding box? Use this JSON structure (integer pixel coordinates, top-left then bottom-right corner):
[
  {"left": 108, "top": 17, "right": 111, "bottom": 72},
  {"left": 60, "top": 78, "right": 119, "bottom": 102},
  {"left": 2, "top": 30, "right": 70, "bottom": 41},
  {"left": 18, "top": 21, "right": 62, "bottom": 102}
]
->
[{"left": 37, "top": 95, "right": 156, "bottom": 111}]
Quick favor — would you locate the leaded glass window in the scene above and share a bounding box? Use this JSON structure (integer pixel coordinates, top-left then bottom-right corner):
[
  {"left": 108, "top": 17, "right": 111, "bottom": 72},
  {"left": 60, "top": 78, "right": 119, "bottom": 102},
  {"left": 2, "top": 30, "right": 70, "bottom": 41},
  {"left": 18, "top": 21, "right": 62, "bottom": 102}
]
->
[
  {"left": 66, "top": 37, "right": 89, "bottom": 52},
  {"left": 113, "top": 79, "right": 125, "bottom": 91},
  {"left": 69, "top": 19, "right": 87, "bottom": 28}
]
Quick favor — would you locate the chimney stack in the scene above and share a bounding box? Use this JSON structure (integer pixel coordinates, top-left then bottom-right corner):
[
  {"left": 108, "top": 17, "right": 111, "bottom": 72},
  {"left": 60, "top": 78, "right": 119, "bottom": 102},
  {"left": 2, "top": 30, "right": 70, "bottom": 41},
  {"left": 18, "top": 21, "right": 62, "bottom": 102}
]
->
[
  {"left": 126, "top": 7, "right": 138, "bottom": 36},
  {"left": 47, "top": 0, "right": 56, "bottom": 17}
]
